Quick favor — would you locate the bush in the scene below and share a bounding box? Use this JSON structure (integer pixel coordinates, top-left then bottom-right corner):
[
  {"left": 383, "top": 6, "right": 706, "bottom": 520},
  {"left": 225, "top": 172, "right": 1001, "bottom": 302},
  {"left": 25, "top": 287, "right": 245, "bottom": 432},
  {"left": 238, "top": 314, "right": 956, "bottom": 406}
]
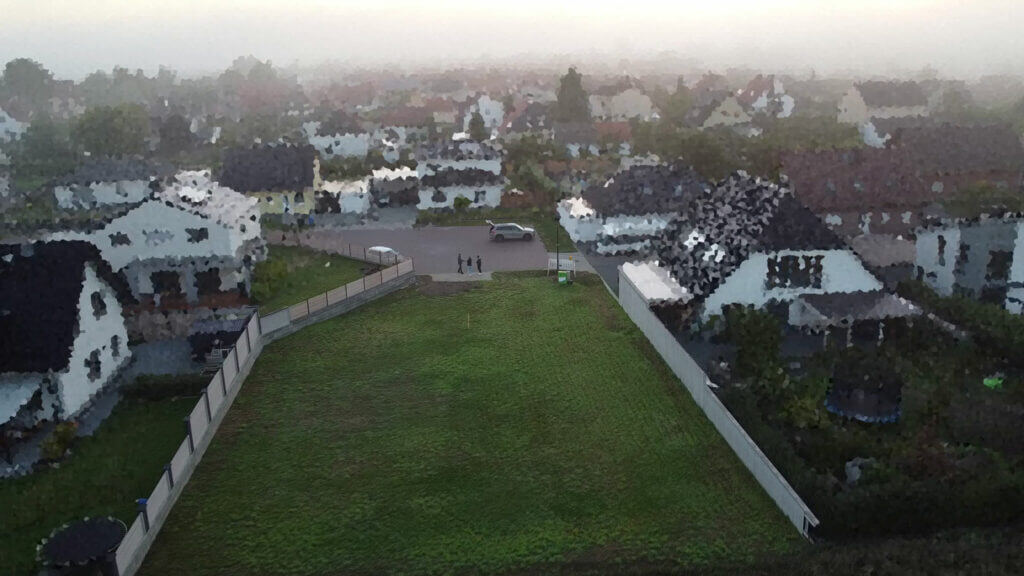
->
[
  {"left": 452, "top": 196, "right": 471, "bottom": 213},
  {"left": 40, "top": 422, "right": 78, "bottom": 461},
  {"left": 250, "top": 258, "right": 289, "bottom": 304},
  {"left": 122, "top": 373, "right": 209, "bottom": 401}
]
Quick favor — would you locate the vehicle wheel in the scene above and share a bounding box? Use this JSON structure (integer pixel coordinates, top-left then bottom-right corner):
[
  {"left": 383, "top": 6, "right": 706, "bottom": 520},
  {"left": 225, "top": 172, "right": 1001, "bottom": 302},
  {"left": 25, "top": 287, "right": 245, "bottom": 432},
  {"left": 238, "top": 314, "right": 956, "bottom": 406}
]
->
[
  {"left": 523, "top": 233, "right": 532, "bottom": 241},
  {"left": 495, "top": 234, "right": 504, "bottom": 242}
]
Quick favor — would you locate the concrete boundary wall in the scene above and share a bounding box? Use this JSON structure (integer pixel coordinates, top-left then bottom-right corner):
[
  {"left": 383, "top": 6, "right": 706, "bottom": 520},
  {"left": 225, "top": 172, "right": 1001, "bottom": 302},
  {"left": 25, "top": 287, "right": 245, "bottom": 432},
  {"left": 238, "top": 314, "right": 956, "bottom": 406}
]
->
[
  {"left": 114, "top": 261, "right": 415, "bottom": 576},
  {"left": 617, "top": 267, "right": 819, "bottom": 538}
]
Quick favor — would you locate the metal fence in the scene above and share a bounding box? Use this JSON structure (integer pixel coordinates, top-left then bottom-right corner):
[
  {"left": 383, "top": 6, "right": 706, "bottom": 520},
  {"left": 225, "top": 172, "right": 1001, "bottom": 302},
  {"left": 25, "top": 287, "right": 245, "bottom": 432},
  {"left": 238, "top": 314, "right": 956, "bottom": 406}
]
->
[
  {"left": 617, "top": 267, "right": 820, "bottom": 538},
  {"left": 113, "top": 259, "right": 415, "bottom": 576}
]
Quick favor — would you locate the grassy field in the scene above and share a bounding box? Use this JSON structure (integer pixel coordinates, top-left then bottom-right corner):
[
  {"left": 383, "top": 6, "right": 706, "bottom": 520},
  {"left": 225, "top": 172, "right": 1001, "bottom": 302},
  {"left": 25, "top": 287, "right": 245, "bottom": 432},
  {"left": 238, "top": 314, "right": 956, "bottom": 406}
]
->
[
  {"left": 254, "top": 245, "right": 370, "bottom": 314},
  {"left": 141, "top": 273, "right": 800, "bottom": 575},
  {"left": 0, "top": 398, "right": 195, "bottom": 575},
  {"left": 417, "top": 207, "right": 576, "bottom": 252}
]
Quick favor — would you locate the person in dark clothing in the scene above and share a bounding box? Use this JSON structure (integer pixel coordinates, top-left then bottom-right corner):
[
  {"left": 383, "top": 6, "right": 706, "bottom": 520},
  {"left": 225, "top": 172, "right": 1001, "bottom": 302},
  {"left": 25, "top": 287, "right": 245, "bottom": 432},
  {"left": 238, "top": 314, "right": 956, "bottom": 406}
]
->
[
  {"left": 476, "top": 255, "right": 482, "bottom": 273},
  {"left": 457, "top": 253, "right": 464, "bottom": 274}
]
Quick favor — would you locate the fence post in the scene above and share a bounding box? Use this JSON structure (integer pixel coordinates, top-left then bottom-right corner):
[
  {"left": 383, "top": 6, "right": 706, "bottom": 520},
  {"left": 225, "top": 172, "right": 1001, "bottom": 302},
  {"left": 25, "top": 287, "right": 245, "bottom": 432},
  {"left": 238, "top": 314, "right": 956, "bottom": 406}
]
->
[
  {"left": 306, "top": 299, "right": 311, "bottom": 316},
  {"left": 203, "top": 388, "right": 212, "bottom": 422},
  {"left": 344, "top": 282, "right": 348, "bottom": 300},
  {"left": 164, "top": 464, "right": 174, "bottom": 489},
  {"left": 244, "top": 324, "right": 252, "bottom": 353},
  {"left": 234, "top": 346, "right": 241, "bottom": 374},
  {"left": 379, "top": 270, "right": 384, "bottom": 285},
  {"left": 220, "top": 368, "right": 227, "bottom": 396},
  {"left": 184, "top": 417, "right": 194, "bottom": 453},
  {"left": 363, "top": 246, "right": 367, "bottom": 261},
  {"left": 363, "top": 275, "right": 367, "bottom": 290},
  {"left": 348, "top": 243, "right": 351, "bottom": 257},
  {"left": 136, "top": 499, "right": 150, "bottom": 532}
]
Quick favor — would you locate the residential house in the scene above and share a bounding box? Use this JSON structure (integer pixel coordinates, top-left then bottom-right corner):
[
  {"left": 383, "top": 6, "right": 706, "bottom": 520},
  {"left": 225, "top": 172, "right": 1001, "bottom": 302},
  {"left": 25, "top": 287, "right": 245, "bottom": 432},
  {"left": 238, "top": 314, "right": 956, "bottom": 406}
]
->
[
  {"left": 503, "top": 102, "right": 552, "bottom": 137},
  {"left": 628, "top": 173, "right": 893, "bottom": 335},
  {"left": 782, "top": 123, "right": 1024, "bottom": 237},
  {"left": 553, "top": 122, "right": 599, "bottom": 158},
  {"left": 0, "top": 241, "right": 131, "bottom": 435},
  {"left": 462, "top": 95, "right": 505, "bottom": 136},
  {"left": 52, "top": 171, "right": 265, "bottom": 313},
  {"left": 219, "top": 144, "right": 321, "bottom": 215},
  {"left": 316, "top": 178, "right": 372, "bottom": 215},
  {"left": 302, "top": 121, "right": 370, "bottom": 159},
  {"left": 589, "top": 85, "right": 656, "bottom": 121},
  {"left": 0, "top": 107, "right": 27, "bottom": 143},
  {"left": 416, "top": 141, "right": 505, "bottom": 210},
  {"left": 369, "top": 166, "right": 420, "bottom": 207},
  {"left": 53, "top": 158, "right": 174, "bottom": 210},
  {"left": 915, "top": 215, "right": 1024, "bottom": 314},
  {"left": 557, "top": 164, "right": 707, "bottom": 254},
  {"left": 837, "top": 80, "right": 929, "bottom": 125},
  {"left": 737, "top": 74, "right": 795, "bottom": 118}
]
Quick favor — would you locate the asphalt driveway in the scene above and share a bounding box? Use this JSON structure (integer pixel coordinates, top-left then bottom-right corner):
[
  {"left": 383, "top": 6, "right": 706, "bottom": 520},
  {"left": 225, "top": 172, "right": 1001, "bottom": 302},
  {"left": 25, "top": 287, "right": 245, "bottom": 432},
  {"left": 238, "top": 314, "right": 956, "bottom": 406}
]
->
[{"left": 269, "top": 226, "right": 549, "bottom": 274}]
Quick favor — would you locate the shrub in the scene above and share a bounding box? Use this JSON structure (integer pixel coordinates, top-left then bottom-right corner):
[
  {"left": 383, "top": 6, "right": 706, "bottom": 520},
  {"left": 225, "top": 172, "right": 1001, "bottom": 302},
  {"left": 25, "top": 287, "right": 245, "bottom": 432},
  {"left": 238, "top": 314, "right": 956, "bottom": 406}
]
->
[
  {"left": 453, "top": 196, "right": 471, "bottom": 213},
  {"left": 40, "top": 422, "right": 78, "bottom": 461},
  {"left": 122, "top": 373, "right": 209, "bottom": 401}
]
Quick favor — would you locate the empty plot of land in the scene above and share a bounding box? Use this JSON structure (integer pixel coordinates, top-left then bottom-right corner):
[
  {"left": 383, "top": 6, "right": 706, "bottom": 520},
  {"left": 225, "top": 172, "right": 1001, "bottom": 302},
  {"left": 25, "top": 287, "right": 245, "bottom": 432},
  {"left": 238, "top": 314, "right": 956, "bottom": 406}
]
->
[{"left": 141, "top": 273, "right": 799, "bottom": 575}]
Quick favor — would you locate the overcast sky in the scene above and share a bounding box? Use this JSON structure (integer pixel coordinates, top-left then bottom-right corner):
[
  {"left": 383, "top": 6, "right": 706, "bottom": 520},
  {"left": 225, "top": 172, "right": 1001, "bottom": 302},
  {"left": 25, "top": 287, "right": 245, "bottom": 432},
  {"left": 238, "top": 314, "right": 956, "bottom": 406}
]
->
[{"left": 1, "top": 0, "right": 1022, "bottom": 80}]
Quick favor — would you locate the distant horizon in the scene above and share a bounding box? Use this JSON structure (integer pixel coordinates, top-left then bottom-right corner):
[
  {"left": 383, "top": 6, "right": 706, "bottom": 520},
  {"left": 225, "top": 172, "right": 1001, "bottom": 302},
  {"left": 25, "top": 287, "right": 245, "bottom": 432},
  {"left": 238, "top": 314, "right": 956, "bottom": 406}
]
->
[{"left": 2, "top": 0, "right": 1023, "bottom": 82}]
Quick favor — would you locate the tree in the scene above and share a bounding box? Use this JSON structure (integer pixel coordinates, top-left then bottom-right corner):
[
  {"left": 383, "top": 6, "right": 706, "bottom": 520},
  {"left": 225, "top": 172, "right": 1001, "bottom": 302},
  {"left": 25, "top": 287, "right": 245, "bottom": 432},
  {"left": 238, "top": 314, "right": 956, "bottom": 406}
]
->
[
  {"left": 158, "top": 113, "right": 193, "bottom": 154},
  {"left": 661, "top": 77, "right": 694, "bottom": 128},
  {"left": 72, "top": 104, "right": 151, "bottom": 156},
  {"left": 468, "top": 112, "right": 487, "bottom": 141},
  {"left": 0, "top": 58, "right": 53, "bottom": 119},
  {"left": 9, "top": 116, "right": 77, "bottom": 188},
  {"left": 554, "top": 67, "right": 590, "bottom": 123}
]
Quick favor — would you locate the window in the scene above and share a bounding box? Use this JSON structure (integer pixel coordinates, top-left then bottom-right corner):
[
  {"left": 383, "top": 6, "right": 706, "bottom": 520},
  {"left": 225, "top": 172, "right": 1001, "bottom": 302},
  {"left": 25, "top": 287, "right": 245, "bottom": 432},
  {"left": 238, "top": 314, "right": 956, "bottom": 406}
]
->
[
  {"left": 294, "top": 192, "right": 305, "bottom": 204},
  {"left": 111, "top": 335, "right": 120, "bottom": 358},
  {"left": 85, "top": 350, "right": 101, "bottom": 382},
  {"left": 766, "top": 255, "right": 823, "bottom": 289},
  {"left": 144, "top": 229, "right": 173, "bottom": 247},
  {"left": 937, "top": 235, "right": 947, "bottom": 267},
  {"left": 474, "top": 190, "right": 486, "bottom": 203},
  {"left": 91, "top": 291, "right": 107, "bottom": 318},
  {"left": 987, "top": 250, "right": 1013, "bottom": 283},
  {"left": 109, "top": 232, "right": 131, "bottom": 246},
  {"left": 186, "top": 227, "right": 209, "bottom": 243},
  {"left": 240, "top": 224, "right": 247, "bottom": 233}
]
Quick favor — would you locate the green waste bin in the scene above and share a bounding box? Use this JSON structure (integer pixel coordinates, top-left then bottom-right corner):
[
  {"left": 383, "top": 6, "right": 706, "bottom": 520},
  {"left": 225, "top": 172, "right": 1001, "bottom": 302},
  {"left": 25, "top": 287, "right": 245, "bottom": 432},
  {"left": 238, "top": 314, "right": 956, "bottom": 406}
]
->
[{"left": 558, "top": 270, "right": 568, "bottom": 284}]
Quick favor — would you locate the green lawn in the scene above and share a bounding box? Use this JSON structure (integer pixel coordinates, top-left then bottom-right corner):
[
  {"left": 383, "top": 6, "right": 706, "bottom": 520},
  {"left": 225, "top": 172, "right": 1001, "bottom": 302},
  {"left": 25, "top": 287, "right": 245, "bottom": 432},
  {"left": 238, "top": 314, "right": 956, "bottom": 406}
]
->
[
  {"left": 141, "top": 273, "right": 800, "bottom": 575},
  {"left": 254, "top": 245, "right": 370, "bottom": 314},
  {"left": 0, "top": 398, "right": 195, "bottom": 575},
  {"left": 417, "top": 208, "right": 576, "bottom": 252}
]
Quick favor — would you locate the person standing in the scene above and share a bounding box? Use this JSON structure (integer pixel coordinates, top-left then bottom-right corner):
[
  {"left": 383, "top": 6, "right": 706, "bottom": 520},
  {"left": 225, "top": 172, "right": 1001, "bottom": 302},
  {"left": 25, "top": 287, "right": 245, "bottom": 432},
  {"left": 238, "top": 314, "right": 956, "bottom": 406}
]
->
[
  {"left": 476, "top": 255, "right": 482, "bottom": 273},
  {"left": 466, "top": 254, "right": 475, "bottom": 274},
  {"left": 457, "top": 253, "right": 464, "bottom": 274}
]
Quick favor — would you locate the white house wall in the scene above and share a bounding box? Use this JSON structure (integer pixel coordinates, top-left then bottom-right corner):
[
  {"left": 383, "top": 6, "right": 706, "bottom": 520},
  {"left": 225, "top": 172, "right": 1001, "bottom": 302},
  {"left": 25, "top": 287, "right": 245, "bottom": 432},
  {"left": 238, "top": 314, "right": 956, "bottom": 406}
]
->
[
  {"left": 701, "top": 249, "right": 883, "bottom": 320},
  {"left": 308, "top": 132, "right": 370, "bottom": 159},
  {"left": 418, "top": 158, "right": 502, "bottom": 177},
  {"left": 56, "top": 264, "right": 131, "bottom": 419},
  {"left": 54, "top": 180, "right": 151, "bottom": 210},
  {"left": 837, "top": 89, "right": 870, "bottom": 124},
  {"left": 915, "top": 227, "right": 961, "bottom": 296},
  {"left": 1008, "top": 222, "right": 1024, "bottom": 314}
]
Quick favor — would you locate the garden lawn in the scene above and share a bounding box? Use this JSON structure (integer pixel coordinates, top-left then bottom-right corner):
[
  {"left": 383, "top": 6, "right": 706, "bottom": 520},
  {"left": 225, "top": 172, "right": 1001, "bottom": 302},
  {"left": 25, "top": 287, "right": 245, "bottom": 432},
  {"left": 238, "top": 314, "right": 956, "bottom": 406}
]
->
[
  {"left": 255, "top": 245, "right": 369, "bottom": 314},
  {"left": 0, "top": 398, "right": 195, "bottom": 575},
  {"left": 141, "top": 273, "right": 800, "bottom": 576}
]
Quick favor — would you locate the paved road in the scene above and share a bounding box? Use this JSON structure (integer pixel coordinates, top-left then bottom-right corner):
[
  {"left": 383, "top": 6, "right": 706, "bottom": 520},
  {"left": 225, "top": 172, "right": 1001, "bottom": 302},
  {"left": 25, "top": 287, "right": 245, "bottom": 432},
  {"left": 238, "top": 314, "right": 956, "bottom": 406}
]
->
[{"left": 270, "top": 226, "right": 549, "bottom": 274}]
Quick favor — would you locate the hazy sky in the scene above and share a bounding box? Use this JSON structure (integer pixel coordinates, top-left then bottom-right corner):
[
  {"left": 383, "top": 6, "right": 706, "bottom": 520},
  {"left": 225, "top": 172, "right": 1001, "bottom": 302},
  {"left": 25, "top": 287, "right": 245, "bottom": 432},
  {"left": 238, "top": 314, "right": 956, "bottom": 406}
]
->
[{"left": 1, "top": 0, "right": 1022, "bottom": 79}]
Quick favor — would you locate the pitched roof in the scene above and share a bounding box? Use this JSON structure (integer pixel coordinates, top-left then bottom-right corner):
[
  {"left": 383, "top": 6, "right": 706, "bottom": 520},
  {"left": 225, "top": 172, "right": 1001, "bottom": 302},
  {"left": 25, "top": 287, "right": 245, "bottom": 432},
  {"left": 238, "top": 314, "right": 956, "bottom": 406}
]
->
[
  {"left": 887, "top": 122, "right": 1024, "bottom": 174},
  {"left": 219, "top": 144, "right": 316, "bottom": 193},
  {"left": 737, "top": 74, "right": 778, "bottom": 107},
  {"left": 581, "top": 164, "right": 708, "bottom": 217},
  {"left": 0, "top": 241, "right": 126, "bottom": 374},
  {"left": 780, "top": 147, "right": 929, "bottom": 211},
  {"left": 553, "top": 122, "right": 597, "bottom": 146},
  {"left": 653, "top": 174, "right": 844, "bottom": 304},
  {"left": 55, "top": 157, "right": 175, "bottom": 187},
  {"left": 507, "top": 102, "right": 551, "bottom": 133},
  {"left": 594, "top": 121, "right": 632, "bottom": 142},
  {"left": 855, "top": 80, "right": 927, "bottom": 108}
]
